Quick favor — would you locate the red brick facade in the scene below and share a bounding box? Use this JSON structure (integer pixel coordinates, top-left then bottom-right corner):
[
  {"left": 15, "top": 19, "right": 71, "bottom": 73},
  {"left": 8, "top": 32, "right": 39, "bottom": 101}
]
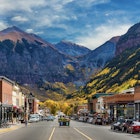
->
[
  {"left": 0, "top": 77, "right": 13, "bottom": 105},
  {"left": 106, "top": 94, "right": 134, "bottom": 103},
  {"left": 33, "top": 99, "right": 39, "bottom": 114},
  {"left": 134, "top": 86, "right": 140, "bottom": 101}
]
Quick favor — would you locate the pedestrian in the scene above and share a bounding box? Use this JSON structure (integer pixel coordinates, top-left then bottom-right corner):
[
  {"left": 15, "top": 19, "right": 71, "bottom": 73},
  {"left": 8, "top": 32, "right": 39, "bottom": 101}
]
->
[{"left": 24, "top": 114, "right": 28, "bottom": 127}]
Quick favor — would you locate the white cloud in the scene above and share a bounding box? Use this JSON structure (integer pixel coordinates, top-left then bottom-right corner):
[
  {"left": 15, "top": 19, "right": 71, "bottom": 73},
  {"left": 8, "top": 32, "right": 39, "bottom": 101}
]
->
[
  {"left": 74, "top": 0, "right": 110, "bottom": 7},
  {"left": 11, "top": 16, "right": 28, "bottom": 22},
  {"left": 0, "top": 21, "right": 8, "bottom": 31},
  {"left": 0, "top": 0, "right": 74, "bottom": 14},
  {"left": 26, "top": 28, "right": 44, "bottom": 35},
  {"left": 26, "top": 29, "right": 34, "bottom": 33},
  {"left": 0, "top": 0, "right": 47, "bottom": 14},
  {"left": 75, "top": 23, "right": 131, "bottom": 50}
]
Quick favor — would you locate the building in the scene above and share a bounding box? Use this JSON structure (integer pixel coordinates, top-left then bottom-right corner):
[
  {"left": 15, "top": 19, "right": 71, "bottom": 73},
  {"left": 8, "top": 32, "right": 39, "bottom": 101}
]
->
[
  {"left": 34, "top": 98, "right": 40, "bottom": 114},
  {"left": 88, "top": 93, "right": 113, "bottom": 114},
  {"left": 12, "top": 84, "right": 25, "bottom": 123},
  {"left": 88, "top": 89, "right": 136, "bottom": 121},
  {"left": 77, "top": 104, "right": 88, "bottom": 116},
  {"left": 0, "top": 76, "right": 40, "bottom": 125},
  {"left": 0, "top": 76, "right": 14, "bottom": 123},
  {"left": 134, "top": 86, "right": 140, "bottom": 121},
  {"left": 105, "top": 93, "right": 134, "bottom": 120},
  {"left": 26, "top": 92, "right": 39, "bottom": 115}
]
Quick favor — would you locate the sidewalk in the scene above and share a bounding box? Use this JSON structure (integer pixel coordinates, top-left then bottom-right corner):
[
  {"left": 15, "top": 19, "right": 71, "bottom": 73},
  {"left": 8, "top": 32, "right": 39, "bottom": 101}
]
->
[{"left": 0, "top": 123, "right": 24, "bottom": 134}]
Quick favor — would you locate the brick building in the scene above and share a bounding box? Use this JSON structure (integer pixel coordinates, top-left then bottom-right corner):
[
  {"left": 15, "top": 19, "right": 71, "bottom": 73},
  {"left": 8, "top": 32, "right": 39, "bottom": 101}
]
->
[
  {"left": 0, "top": 76, "right": 14, "bottom": 123},
  {"left": 88, "top": 93, "right": 113, "bottom": 114},
  {"left": 0, "top": 76, "right": 14, "bottom": 105},
  {"left": 34, "top": 98, "right": 39, "bottom": 114},
  {"left": 0, "top": 76, "right": 40, "bottom": 125},
  {"left": 134, "top": 86, "right": 140, "bottom": 121},
  {"left": 105, "top": 93, "right": 134, "bottom": 120}
]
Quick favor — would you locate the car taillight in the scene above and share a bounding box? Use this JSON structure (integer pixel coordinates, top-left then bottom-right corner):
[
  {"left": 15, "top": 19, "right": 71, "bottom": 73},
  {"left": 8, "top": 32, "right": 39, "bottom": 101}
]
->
[{"left": 132, "top": 126, "right": 139, "bottom": 129}]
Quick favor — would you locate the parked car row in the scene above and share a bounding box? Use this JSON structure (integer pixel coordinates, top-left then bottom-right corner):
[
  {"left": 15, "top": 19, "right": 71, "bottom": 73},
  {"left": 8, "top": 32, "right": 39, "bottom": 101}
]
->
[
  {"left": 28, "top": 114, "right": 56, "bottom": 123},
  {"left": 74, "top": 115, "right": 140, "bottom": 134},
  {"left": 111, "top": 119, "right": 140, "bottom": 134},
  {"left": 77, "top": 116, "right": 108, "bottom": 125}
]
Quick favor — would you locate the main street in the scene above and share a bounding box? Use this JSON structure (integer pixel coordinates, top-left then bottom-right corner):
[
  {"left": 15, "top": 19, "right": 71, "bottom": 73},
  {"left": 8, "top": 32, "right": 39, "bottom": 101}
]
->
[{"left": 0, "top": 119, "right": 140, "bottom": 140}]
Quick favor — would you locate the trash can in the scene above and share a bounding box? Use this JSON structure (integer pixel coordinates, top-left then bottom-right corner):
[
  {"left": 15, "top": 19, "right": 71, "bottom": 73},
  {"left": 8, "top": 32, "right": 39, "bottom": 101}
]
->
[
  {"left": 59, "top": 121, "right": 63, "bottom": 126},
  {"left": 66, "top": 121, "right": 69, "bottom": 126}
]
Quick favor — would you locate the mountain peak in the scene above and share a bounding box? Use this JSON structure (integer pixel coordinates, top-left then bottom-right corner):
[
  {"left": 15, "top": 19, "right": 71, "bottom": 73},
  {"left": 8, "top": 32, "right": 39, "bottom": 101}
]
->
[
  {"left": 1, "top": 26, "right": 24, "bottom": 34},
  {"left": 0, "top": 26, "right": 51, "bottom": 47},
  {"left": 116, "top": 22, "right": 140, "bottom": 55},
  {"left": 55, "top": 40, "right": 90, "bottom": 57}
]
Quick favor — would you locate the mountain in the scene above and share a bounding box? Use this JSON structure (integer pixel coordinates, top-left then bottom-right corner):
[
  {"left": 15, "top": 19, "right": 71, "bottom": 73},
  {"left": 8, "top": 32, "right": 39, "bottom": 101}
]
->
[
  {"left": 81, "top": 45, "right": 140, "bottom": 96},
  {"left": 0, "top": 26, "right": 124, "bottom": 100},
  {"left": 55, "top": 40, "right": 91, "bottom": 57},
  {"left": 0, "top": 26, "right": 117, "bottom": 83},
  {"left": 116, "top": 22, "right": 140, "bottom": 55},
  {"left": 78, "top": 24, "right": 140, "bottom": 98},
  {"left": 0, "top": 26, "right": 79, "bottom": 85},
  {"left": 78, "top": 36, "right": 120, "bottom": 78},
  {"left": 0, "top": 26, "right": 53, "bottom": 47}
]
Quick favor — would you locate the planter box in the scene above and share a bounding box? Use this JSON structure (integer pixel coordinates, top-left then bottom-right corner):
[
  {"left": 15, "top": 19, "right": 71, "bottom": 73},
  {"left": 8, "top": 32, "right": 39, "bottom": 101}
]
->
[{"left": 58, "top": 118, "right": 70, "bottom": 126}]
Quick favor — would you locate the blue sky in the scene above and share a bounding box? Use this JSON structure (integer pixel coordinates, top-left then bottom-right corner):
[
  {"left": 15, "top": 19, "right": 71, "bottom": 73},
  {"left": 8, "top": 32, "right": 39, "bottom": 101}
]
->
[{"left": 0, "top": 0, "right": 140, "bottom": 50}]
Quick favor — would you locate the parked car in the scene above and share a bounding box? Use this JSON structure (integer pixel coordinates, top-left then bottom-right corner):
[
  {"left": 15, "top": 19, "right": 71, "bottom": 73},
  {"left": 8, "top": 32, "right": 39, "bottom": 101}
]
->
[
  {"left": 120, "top": 119, "right": 133, "bottom": 132},
  {"left": 93, "top": 117, "right": 103, "bottom": 125},
  {"left": 87, "top": 117, "right": 93, "bottom": 123},
  {"left": 28, "top": 116, "right": 39, "bottom": 123},
  {"left": 46, "top": 115, "right": 54, "bottom": 121},
  {"left": 111, "top": 119, "right": 125, "bottom": 130},
  {"left": 78, "top": 116, "right": 85, "bottom": 122},
  {"left": 126, "top": 121, "right": 140, "bottom": 134}
]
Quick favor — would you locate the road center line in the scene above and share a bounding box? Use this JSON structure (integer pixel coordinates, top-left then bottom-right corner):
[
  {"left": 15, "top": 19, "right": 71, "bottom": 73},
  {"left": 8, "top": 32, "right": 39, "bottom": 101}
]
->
[
  {"left": 74, "top": 127, "right": 93, "bottom": 140},
  {"left": 48, "top": 127, "right": 55, "bottom": 140}
]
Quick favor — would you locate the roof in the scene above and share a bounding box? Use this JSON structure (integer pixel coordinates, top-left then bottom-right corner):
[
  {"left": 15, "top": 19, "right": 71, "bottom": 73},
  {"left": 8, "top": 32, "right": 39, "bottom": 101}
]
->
[
  {"left": 0, "top": 76, "right": 14, "bottom": 85},
  {"left": 92, "top": 93, "right": 114, "bottom": 99}
]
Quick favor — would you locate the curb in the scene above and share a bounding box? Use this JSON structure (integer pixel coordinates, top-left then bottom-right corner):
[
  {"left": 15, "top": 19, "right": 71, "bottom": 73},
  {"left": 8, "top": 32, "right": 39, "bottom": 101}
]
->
[{"left": 0, "top": 124, "right": 24, "bottom": 134}]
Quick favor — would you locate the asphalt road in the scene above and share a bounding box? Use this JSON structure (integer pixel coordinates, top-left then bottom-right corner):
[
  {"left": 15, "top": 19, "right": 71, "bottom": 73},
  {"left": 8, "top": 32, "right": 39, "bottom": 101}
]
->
[{"left": 0, "top": 119, "right": 140, "bottom": 140}]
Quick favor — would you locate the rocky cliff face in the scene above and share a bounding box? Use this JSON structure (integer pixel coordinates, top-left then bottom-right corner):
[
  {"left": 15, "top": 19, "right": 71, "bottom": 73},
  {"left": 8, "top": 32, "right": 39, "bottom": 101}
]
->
[{"left": 116, "top": 22, "right": 140, "bottom": 55}]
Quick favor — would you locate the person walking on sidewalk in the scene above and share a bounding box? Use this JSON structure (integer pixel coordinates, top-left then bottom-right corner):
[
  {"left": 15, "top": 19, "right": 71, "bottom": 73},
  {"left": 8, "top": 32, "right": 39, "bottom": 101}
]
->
[{"left": 24, "top": 114, "right": 28, "bottom": 127}]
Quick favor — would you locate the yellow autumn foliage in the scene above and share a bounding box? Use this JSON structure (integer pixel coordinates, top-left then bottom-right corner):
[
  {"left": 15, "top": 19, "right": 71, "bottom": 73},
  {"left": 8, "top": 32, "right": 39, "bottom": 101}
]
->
[
  {"left": 65, "top": 64, "right": 74, "bottom": 71},
  {"left": 87, "top": 79, "right": 98, "bottom": 87},
  {"left": 128, "top": 53, "right": 135, "bottom": 59},
  {"left": 111, "top": 70, "right": 119, "bottom": 77},
  {"left": 97, "top": 68, "right": 110, "bottom": 76}
]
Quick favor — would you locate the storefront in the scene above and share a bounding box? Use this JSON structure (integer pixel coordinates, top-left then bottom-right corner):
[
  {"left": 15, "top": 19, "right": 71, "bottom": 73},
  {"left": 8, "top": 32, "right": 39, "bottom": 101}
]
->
[
  {"left": 134, "top": 86, "right": 140, "bottom": 121},
  {"left": 106, "top": 93, "right": 134, "bottom": 120},
  {"left": 0, "top": 103, "right": 13, "bottom": 125}
]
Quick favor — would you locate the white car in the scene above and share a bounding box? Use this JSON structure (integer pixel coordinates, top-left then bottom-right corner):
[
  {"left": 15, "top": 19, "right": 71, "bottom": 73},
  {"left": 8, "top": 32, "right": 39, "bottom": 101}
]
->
[{"left": 28, "top": 116, "right": 39, "bottom": 123}]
